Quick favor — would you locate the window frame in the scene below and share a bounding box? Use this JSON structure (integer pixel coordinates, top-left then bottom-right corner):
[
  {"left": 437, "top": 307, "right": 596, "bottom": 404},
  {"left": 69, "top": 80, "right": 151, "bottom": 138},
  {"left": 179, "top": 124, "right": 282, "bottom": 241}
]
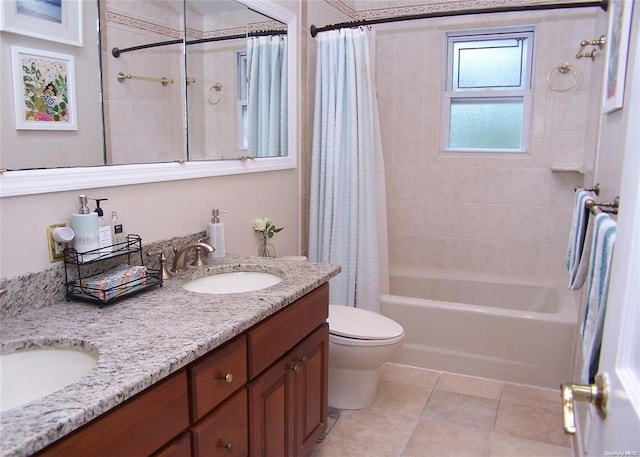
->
[
  {"left": 236, "top": 50, "right": 248, "bottom": 153},
  {"left": 442, "top": 26, "right": 535, "bottom": 154}
]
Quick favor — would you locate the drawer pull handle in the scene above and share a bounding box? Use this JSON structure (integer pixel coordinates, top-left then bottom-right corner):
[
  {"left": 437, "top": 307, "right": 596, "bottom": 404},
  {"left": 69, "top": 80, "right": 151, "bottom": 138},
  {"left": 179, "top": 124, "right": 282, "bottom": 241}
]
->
[
  {"left": 298, "top": 356, "right": 308, "bottom": 364},
  {"left": 222, "top": 373, "right": 234, "bottom": 383},
  {"left": 220, "top": 442, "right": 234, "bottom": 453},
  {"left": 289, "top": 364, "right": 299, "bottom": 373}
]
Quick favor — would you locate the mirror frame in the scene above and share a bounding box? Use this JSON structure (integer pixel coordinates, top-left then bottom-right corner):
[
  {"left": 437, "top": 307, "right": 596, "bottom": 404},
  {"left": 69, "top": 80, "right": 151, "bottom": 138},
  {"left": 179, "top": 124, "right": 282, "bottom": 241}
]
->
[{"left": 0, "top": 0, "right": 298, "bottom": 197}]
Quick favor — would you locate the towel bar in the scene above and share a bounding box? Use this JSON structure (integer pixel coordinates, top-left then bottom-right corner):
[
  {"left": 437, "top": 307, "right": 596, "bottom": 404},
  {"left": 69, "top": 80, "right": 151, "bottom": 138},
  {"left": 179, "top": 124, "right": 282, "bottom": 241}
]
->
[
  {"left": 575, "top": 183, "right": 600, "bottom": 196},
  {"left": 585, "top": 197, "right": 619, "bottom": 215}
]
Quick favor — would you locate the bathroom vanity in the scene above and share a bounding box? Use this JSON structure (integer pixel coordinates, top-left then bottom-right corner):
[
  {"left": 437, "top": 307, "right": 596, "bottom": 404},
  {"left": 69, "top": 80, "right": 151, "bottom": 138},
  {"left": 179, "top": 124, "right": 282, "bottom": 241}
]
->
[{"left": 0, "top": 257, "right": 339, "bottom": 457}]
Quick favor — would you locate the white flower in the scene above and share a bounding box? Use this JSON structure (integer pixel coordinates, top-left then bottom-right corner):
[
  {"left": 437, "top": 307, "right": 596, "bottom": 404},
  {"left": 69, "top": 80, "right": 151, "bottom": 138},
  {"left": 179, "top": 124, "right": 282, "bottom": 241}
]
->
[{"left": 253, "top": 218, "right": 267, "bottom": 232}]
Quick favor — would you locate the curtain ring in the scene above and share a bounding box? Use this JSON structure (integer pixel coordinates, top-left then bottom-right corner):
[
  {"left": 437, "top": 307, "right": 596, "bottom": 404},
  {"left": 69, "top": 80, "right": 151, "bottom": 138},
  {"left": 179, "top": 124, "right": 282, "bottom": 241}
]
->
[
  {"left": 546, "top": 62, "right": 578, "bottom": 92},
  {"left": 208, "top": 83, "right": 223, "bottom": 105}
]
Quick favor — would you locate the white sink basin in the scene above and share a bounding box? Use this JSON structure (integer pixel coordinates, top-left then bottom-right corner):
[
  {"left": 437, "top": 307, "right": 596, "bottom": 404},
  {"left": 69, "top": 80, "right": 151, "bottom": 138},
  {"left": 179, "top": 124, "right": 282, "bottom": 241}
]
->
[
  {"left": 0, "top": 347, "right": 98, "bottom": 412},
  {"left": 183, "top": 271, "right": 283, "bottom": 294}
]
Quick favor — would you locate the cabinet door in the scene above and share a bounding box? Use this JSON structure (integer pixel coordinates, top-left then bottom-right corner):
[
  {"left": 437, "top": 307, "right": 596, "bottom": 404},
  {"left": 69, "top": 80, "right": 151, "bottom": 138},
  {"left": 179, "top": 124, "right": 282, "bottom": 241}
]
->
[
  {"left": 248, "top": 355, "right": 296, "bottom": 457},
  {"left": 191, "top": 389, "right": 248, "bottom": 457},
  {"left": 294, "top": 324, "right": 329, "bottom": 456}
]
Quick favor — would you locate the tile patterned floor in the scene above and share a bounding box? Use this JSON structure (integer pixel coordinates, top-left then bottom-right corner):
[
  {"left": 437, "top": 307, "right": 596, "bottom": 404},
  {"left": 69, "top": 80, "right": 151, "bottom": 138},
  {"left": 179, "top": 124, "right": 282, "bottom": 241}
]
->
[{"left": 312, "top": 363, "right": 573, "bottom": 457}]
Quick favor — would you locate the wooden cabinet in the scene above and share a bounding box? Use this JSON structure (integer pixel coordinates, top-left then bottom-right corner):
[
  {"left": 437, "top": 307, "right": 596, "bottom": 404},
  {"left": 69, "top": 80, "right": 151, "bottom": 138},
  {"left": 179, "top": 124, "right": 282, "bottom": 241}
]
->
[
  {"left": 248, "top": 284, "right": 329, "bottom": 457},
  {"left": 37, "top": 372, "right": 190, "bottom": 457},
  {"left": 248, "top": 324, "right": 328, "bottom": 457},
  {"left": 35, "top": 284, "right": 329, "bottom": 457}
]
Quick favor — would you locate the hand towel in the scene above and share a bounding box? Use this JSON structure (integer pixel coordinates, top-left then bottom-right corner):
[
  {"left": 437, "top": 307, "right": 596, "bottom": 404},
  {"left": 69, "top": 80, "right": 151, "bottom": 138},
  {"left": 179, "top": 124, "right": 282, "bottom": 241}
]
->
[
  {"left": 567, "top": 189, "right": 593, "bottom": 288},
  {"left": 580, "top": 213, "right": 616, "bottom": 383}
]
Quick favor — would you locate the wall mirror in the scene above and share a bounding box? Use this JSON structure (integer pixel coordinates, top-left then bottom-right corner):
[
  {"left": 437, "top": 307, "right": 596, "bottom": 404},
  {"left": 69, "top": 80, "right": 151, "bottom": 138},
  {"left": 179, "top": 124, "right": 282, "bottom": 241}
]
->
[{"left": 0, "top": 0, "right": 297, "bottom": 197}]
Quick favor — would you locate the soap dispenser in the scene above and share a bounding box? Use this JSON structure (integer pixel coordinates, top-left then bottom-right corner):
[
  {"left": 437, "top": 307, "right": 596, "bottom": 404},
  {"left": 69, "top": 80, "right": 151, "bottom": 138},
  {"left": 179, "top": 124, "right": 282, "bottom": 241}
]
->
[
  {"left": 70, "top": 195, "right": 100, "bottom": 260},
  {"left": 207, "top": 209, "right": 228, "bottom": 259},
  {"left": 91, "top": 198, "right": 112, "bottom": 254}
]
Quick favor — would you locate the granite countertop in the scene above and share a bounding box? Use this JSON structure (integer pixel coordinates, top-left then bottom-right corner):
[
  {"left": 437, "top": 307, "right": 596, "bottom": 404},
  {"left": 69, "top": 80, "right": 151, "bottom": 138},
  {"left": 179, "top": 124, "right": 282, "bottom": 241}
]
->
[{"left": 0, "top": 256, "right": 340, "bottom": 457}]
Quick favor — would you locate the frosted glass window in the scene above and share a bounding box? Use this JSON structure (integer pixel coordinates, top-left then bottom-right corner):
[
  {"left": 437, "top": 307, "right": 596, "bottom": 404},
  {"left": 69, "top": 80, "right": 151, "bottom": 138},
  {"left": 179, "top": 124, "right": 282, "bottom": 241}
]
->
[
  {"left": 444, "top": 27, "right": 534, "bottom": 153},
  {"left": 449, "top": 98, "right": 523, "bottom": 149},
  {"left": 453, "top": 38, "right": 528, "bottom": 90}
]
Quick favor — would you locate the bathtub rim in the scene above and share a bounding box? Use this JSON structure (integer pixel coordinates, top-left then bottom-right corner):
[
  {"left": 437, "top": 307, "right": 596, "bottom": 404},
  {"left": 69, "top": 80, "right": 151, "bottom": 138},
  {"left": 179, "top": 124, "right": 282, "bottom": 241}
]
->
[{"left": 385, "top": 265, "right": 578, "bottom": 323}]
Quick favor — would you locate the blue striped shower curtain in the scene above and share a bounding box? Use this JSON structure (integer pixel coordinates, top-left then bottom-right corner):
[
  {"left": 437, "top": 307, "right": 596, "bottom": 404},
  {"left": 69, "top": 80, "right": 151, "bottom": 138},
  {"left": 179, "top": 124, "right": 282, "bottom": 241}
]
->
[{"left": 308, "top": 27, "right": 389, "bottom": 312}]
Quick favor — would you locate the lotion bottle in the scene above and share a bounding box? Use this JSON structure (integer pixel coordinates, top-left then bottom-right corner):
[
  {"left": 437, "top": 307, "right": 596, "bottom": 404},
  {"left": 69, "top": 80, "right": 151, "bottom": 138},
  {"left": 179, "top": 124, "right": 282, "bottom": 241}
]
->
[
  {"left": 92, "top": 198, "right": 113, "bottom": 254},
  {"left": 71, "top": 195, "right": 100, "bottom": 261},
  {"left": 207, "top": 209, "right": 228, "bottom": 259}
]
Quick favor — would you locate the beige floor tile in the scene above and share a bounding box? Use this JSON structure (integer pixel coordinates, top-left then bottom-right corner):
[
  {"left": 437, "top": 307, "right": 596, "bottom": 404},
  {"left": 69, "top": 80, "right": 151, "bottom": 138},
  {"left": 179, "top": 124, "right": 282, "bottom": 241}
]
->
[
  {"left": 374, "top": 380, "right": 431, "bottom": 417},
  {"left": 489, "top": 432, "right": 573, "bottom": 457},
  {"left": 330, "top": 407, "right": 419, "bottom": 454},
  {"left": 494, "top": 401, "right": 571, "bottom": 448},
  {"left": 501, "top": 383, "right": 563, "bottom": 410},
  {"left": 423, "top": 390, "right": 499, "bottom": 431},
  {"left": 435, "top": 372, "right": 504, "bottom": 400},
  {"left": 403, "top": 420, "right": 492, "bottom": 457},
  {"left": 381, "top": 363, "right": 440, "bottom": 388},
  {"left": 312, "top": 436, "right": 399, "bottom": 457}
]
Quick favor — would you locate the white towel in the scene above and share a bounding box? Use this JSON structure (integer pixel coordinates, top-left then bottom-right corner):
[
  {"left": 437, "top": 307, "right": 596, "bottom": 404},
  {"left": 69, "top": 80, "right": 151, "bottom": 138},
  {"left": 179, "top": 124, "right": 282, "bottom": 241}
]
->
[
  {"left": 567, "top": 189, "right": 593, "bottom": 288},
  {"left": 580, "top": 213, "right": 616, "bottom": 383}
]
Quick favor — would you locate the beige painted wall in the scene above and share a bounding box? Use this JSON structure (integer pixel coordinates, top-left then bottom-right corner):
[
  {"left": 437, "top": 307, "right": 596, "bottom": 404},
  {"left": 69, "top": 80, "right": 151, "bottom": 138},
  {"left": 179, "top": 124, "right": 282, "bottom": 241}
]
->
[{"left": 0, "top": 0, "right": 302, "bottom": 279}]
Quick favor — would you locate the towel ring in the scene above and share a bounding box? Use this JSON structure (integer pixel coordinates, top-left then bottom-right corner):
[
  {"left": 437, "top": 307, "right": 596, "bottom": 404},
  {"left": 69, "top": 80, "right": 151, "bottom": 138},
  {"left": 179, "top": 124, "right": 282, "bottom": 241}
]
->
[
  {"left": 208, "top": 83, "right": 223, "bottom": 105},
  {"left": 547, "top": 62, "right": 579, "bottom": 92}
]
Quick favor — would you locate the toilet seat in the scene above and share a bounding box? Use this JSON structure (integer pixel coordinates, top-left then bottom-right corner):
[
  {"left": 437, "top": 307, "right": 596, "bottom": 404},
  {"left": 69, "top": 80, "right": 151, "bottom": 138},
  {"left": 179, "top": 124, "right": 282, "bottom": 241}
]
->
[{"left": 328, "top": 305, "right": 405, "bottom": 347}]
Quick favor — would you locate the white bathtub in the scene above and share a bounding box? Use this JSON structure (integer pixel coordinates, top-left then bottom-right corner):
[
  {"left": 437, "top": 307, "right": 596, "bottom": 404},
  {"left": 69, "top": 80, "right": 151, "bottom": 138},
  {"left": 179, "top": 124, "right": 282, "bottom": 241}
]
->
[{"left": 380, "top": 266, "right": 578, "bottom": 389}]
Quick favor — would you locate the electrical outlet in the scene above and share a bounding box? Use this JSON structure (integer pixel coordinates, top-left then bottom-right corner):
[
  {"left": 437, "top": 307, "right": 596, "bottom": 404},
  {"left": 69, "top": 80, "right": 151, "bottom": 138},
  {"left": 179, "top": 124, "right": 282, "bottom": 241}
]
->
[{"left": 47, "top": 223, "right": 67, "bottom": 262}]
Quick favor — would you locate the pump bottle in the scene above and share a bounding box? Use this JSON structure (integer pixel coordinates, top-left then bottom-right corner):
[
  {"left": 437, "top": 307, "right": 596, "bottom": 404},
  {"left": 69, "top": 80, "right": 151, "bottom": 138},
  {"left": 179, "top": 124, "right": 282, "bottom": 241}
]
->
[
  {"left": 70, "top": 195, "right": 100, "bottom": 260},
  {"left": 207, "top": 209, "right": 228, "bottom": 259},
  {"left": 92, "top": 198, "right": 112, "bottom": 254}
]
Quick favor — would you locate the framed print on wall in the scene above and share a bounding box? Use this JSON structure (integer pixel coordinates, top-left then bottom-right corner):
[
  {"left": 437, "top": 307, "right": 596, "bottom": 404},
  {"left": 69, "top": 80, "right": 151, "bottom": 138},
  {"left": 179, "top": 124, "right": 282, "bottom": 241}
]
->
[
  {"left": 602, "top": 0, "right": 634, "bottom": 114},
  {"left": 0, "top": 0, "right": 82, "bottom": 46},
  {"left": 11, "top": 46, "right": 78, "bottom": 130}
]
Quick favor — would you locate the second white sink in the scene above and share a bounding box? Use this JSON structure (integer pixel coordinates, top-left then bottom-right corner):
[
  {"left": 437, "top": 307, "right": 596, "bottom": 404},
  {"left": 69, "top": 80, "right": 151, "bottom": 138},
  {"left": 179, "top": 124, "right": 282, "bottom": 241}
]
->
[
  {"left": 183, "top": 271, "right": 283, "bottom": 294},
  {"left": 1, "top": 347, "right": 98, "bottom": 412}
]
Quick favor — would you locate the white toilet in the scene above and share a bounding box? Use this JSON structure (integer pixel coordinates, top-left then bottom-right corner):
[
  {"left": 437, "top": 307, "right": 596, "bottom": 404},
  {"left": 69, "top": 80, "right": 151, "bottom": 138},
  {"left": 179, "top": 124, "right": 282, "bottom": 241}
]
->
[{"left": 327, "top": 304, "right": 405, "bottom": 409}]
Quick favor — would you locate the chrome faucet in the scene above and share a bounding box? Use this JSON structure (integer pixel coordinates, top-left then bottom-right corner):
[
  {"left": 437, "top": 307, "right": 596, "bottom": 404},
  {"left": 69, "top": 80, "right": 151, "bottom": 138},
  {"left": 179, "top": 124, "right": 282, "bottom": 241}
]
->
[{"left": 171, "top": 241, "right": 215, "bottom": 272}]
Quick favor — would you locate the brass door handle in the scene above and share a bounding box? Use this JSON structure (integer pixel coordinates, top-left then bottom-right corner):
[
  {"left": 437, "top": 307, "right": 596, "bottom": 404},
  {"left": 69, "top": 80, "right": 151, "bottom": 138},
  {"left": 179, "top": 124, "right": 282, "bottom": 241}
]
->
[
  {"left": 561, "top": 373, "right": 608, "bottom": 435},
  {"left": 222, "top": 373, "right": 233, "bottom": 383}
]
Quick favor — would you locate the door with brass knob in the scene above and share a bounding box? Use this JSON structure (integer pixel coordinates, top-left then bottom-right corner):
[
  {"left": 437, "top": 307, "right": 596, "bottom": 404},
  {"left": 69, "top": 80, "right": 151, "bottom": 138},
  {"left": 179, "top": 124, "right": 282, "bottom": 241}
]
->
[{"left": 569, "top": 35, "right": 640, "bottom": 456}]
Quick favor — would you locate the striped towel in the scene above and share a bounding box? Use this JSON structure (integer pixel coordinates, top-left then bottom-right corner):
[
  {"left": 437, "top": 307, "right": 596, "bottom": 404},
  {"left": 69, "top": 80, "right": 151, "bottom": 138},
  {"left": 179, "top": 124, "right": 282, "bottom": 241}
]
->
[
  {"left": 567, "top": 189, "right": 593, "bottom": 288},
  {"left": 580, "top": 213, "right": 616, "bottom": 383}
]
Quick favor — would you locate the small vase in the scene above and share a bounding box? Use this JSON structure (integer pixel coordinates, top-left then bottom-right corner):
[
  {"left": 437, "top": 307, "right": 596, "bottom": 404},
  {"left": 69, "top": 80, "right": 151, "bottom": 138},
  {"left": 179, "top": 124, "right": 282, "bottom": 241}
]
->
[{"left": 258, "top": 235, "right": 276, "bottom": 257}]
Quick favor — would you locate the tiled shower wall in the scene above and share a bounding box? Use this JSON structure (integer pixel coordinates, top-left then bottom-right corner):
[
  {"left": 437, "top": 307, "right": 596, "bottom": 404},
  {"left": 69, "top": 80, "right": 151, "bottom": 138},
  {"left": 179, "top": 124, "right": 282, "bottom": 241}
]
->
[{"left": 372, "top": 7, "right": 604, "bottom": 282}]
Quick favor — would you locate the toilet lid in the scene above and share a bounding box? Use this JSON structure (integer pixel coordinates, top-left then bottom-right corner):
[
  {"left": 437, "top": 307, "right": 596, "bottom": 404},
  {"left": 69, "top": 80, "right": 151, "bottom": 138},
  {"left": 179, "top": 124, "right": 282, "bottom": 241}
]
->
[{"left": 328, "top": 305, "right": 404, "bottom": 340}]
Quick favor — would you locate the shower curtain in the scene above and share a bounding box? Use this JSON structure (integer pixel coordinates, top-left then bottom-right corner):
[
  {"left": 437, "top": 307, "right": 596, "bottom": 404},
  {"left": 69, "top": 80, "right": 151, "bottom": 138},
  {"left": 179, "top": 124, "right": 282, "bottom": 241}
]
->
[
  {"left": 308, "top": 27, "right": 389, "bottom": 312},
  {"left": 247, "top": 35, "right": 288, "bottom": 157}
]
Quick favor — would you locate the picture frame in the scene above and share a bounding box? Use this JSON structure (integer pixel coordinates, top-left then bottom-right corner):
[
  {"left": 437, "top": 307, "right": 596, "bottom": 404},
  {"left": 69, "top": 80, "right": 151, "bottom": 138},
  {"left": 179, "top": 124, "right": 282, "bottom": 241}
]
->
[
  {"left": 0, "top": 0, "right": 82, "bottom": 47},
  {"left": 11, "top": 46, "right": 78, "bottom": 130},
  {"left": 602, "top": 0, "right": 634, "bottom": 114}
]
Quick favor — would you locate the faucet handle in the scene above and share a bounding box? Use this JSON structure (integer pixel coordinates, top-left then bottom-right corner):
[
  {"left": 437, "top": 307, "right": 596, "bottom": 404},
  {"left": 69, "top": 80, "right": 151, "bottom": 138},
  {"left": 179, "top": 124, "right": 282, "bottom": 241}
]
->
[
  {"left": 191, "top": 246, "right": 209, "bottom": 267},
  {"left": 149, "top": 250, "right": 173, "bottom": 279}
]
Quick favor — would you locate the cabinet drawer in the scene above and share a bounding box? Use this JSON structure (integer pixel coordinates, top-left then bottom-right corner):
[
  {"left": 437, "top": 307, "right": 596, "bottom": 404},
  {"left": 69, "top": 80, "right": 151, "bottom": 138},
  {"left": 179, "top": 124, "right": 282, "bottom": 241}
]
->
[
  {"left": 190, "top": 335, "right": 247, "bottom": 422},
  {"left": 191, "top": 389, "right": 248, "bottom": 457},
  {"left": 37, "top": 371, "right": 189, "bottom": 457},
  {"left": 248, "top": 283, "right": 328, "bottom": 378}
]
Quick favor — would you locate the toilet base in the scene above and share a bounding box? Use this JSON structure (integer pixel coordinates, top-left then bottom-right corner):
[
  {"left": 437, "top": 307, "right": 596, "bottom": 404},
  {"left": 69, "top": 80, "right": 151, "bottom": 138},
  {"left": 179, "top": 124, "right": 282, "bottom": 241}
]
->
[{"left": 328, "top": 367, "right": 380, "bottom": 410}]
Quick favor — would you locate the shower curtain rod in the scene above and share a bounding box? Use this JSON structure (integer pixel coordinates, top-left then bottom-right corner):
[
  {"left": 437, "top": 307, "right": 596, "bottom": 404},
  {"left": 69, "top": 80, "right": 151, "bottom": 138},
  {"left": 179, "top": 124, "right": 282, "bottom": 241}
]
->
[
  {"left": 112, "top": 29, "right": 286, "bottom": 58},
  {"left": 309, "top": 0, "right": 607, "bottom": 37}
]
